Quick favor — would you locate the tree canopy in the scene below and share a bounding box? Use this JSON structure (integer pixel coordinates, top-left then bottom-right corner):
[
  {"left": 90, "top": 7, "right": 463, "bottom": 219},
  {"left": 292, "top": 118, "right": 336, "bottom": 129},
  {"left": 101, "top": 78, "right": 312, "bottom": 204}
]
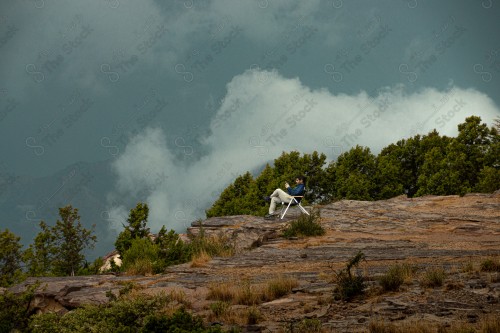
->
[
  {"left": 23, "top": 205, "right": 96, "bottom": 277},
  {"left": 206, "top": 116, "right": 500, "bottom": 217}
]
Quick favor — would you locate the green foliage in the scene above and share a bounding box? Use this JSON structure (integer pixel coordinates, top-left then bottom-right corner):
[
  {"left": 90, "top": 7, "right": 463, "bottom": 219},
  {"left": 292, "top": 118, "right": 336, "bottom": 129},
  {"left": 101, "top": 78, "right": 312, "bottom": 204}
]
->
[
  {"left": 115, "top": 204, "right": 210, "bottom": 275},
  {"left": 121, "top": 237, "right": 159, "bottom": 275},
  {"left": 23, "top": 221, "right": 57, "bottom": 277},
  {"left": 210, "top": 301, "right": 229, "bottom": 317},
  {"left": 24, "top": 206, "right": 96, "bottom": 277},
  {"left": 333, "top": 251, "right": 366, "bottom": 301},
  {"left": 0, "top": 229, "right": 24, "bottom": 287},
  {"left": 78, "top": 257, "right": 104, "bottom": 275},
  {"left": 206, "top": 116, "right": 500, "bottom": 218},
  {"left": 206, "top": 151, "right": 328, "bottom": 217},
  {"left": 29, "top": 294, "right": 170, "bottom": 333},
  {"left": 206, "top": 172, "right": 260, "bottom": 218},
  {"left": 374, "top": 153, "right": 405, "bottom": 200},
  {"left": 295, "top": 318, "right": 323, "bottom": 333},
  {"left": 52, "top": 206, "right": 97, "bottom": 276},
  {"left": 282, "top": 209, "right": 325, "bottom": 238},
  {"left": 0, "top": 283, "right": 38, "bottom": 332},
  {"left": 334, "top": 145, "right": 377, "bottom": 200},
  {"left": 246, "top": 306, "right": 261, "bottom": 325},
  {"left": 155, "top": 226, "right": 193, "bottom": 266},
  {"left": 475, "top": 166, "right": 500, "bottom": 193},
  {"left": 115, "top": 202, "right": 150, "bottom": 256},
  {"left": 141, "top": 307, "right": 225, "bottom": 333}
]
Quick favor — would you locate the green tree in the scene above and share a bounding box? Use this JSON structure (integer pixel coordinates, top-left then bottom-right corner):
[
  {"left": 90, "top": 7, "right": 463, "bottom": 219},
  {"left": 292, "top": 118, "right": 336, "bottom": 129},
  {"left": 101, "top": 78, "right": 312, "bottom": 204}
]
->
[
  {"left": 334, "top": 145, "right": 377, "bottom": 200},
  {"left": 416, "top": 117, "right": 497, "bottom": 196},
  {"left": 207, "top": 151, "right": 327, "bottom": 217},
  {"left": 155, "top": 226, "right": 192, "bottom": 267},
  {"left": 0, "top": 229, "right": 24, "bottom": 287},
  {"left": 206, "top": 172, "right": 257, "bottom": 217},
  {"left": 374, "top": 147, "right": 405, "bottom": 200},
  {"left": 24, "top": 207, "right": 96, "bottom": 277},
  {"left": 115, "top": 202, "right": 150, "bottom": 256},
  {"left": 300, "top": 151, "right": 328, "bottom": 203},
  {"left": 272, "top": 151, "right": 328, "bottom": 201},
  {"left": 320, "top": 160, "right": 337, "bottom": 202},
  {"left": 53, "top": 206, "right": 97, "bottom": 276},
  {"left": 23, "top": 221, "right": 57, "bottom": 277},
  {"left": 475, "top": 166, "right": 500, "bottom": 193},
  {"left": 475, "top": 118, "right": 500, "bottom": 192},
  {"left": 455, "top": 116, "right": 493, "bottom": 187},
  {"left": 416, "top": 144, "right": 469, "bottom": 196}
]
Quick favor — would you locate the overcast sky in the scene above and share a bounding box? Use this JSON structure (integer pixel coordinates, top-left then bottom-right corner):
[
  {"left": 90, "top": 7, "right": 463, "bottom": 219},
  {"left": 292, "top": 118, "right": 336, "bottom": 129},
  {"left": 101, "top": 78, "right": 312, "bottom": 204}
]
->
[{"left": 1, "top": 0, "right": 499, "bottom": 234}]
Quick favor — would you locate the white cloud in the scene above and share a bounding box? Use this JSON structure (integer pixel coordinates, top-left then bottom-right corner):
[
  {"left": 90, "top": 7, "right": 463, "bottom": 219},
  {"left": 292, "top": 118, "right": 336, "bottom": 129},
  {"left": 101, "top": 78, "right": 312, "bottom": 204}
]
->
[{"left": 107, "top": 69, "right": 500, "bottom": 233}]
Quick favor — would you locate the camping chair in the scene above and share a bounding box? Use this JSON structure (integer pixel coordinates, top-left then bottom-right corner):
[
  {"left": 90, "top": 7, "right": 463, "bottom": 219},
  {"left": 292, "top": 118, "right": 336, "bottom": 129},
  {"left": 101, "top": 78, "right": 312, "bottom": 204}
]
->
[{"left": 279, "top": 189, "right": 310, "bottom": 219}]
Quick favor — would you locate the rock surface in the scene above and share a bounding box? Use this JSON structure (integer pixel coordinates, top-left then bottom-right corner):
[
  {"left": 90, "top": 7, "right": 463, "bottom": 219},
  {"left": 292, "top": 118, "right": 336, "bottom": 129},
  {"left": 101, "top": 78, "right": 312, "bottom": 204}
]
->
[{"left": 8, "top": 193, "right": 500, "bottom": 331}]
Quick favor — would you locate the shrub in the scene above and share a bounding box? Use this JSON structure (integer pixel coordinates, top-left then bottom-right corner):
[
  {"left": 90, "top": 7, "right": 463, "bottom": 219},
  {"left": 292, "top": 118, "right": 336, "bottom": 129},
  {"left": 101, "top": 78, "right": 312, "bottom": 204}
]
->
[
  {"left": 378, "top": 263, "right": 416, "bottom": 292},
  {"left": 142, "top": 307, "right": 225, "bottom": 333},
  {"left": 378, "top": 265, "right": 405, "bottom": 292},
  {"left": 461, "top": 260, "right": 475, "bottom": 273},
  {"left": 282, "top": 209, "right": 325, "bottom": 238},
  {"left": 333, "top": 251, "right": 366, "bottom": 301},
  {"left": 30, "top": 294, "right": 169, "bottom": 333},
  {"left": 0, "top": 283, "right": 38, "bottom": 333},
  {"left": 480, "top": 258, "right": 500, "bottom": 272},
  {"left": 155, "top": 226, "right": 193, "bottom": 266},
  {"left": 420, "top": 267, "right": 446, "bottom": 288},
  {"left": 210, "top": 301, "right": 229, "bottom": 318},
  {"left": 296, "top": 318, "right": 323, "bottom": 333},
  {"left": 121, "top": 237, "right": 160, "bottom": 275},
  {"left": 246, "top": 306, "right": 261, "bottom": 325},
  {"left": 29, "top": 295, "right": 226, "bottom": 333}
]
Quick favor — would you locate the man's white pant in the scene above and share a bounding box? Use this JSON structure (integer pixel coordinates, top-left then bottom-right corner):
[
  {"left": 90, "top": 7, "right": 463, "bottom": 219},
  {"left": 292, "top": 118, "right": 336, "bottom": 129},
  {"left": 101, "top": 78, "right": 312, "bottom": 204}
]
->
[{"left": 269, "top": 188, "right": 292, "bottom": 214}]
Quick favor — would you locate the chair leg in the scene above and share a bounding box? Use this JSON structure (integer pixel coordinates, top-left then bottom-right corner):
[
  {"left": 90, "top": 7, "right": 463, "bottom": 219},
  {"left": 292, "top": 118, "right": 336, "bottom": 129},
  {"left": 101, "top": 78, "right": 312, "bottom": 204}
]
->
[
  {"left": 280, "top": 201, "right": 293, "bottom": 219},
  {"left": 297, "top": 204, "right": 310, "bottom": 215}
]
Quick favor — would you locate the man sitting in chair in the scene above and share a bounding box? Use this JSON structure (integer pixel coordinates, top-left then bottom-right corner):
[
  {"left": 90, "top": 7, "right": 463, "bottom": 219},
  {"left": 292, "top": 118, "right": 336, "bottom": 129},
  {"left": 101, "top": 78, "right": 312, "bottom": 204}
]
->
[{"left": 264, "top": 175, "right": 305, "bottom": 219}]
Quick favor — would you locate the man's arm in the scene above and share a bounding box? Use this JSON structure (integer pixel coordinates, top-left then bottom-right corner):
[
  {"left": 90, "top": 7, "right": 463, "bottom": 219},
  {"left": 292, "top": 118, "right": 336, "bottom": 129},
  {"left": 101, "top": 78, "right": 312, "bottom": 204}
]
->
[{"left": 287, "top": 183, "right": 305, "bottom": 196}]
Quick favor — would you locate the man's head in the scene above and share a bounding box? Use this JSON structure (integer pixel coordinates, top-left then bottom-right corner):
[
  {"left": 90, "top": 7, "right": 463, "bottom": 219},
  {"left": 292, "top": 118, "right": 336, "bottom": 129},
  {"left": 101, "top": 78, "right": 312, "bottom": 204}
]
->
[{"left": 295, "top": 175, "right": 305, "bottom": 184}]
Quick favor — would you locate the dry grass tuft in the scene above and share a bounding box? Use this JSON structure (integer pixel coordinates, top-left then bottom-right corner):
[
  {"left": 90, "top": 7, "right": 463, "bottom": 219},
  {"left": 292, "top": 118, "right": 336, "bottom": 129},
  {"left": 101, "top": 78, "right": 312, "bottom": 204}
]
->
[
  {"left": 378, "top": 263, "right": 417, "bottom": 292},
  {"left": 480, "top": 257, "right": 500, "bottom": 272},
  {"left": 480, "top": 314, "right": 500, "bottom": 333},
  {"left": 207, "top": 276, "right": 298, "bottom": 305},
  {"left": 207, "top": 281, "right": 238, "bottom": 302},
  {"left": 420, "top": 267, "right": 446, "bottom": 288},
  {"left": 125, "top": 257, "right": 154, "bottom": 276},
  {"left": 168, "top": 288, "right": 191, "bottom": 308},
  {"left": 190, "top": 250, "right": 212, "bottom": 267},
  {"left": 263, "top": 275, "right": 299, "bottom": 301},
  {"left": 369, "top": 319, "right": 434, "bottom": 333}
]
